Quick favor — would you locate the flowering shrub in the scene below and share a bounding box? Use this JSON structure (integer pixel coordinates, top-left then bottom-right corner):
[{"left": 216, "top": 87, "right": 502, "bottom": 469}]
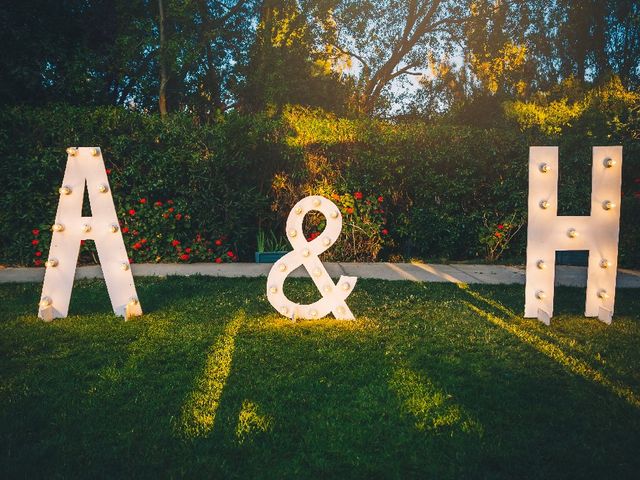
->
[
  {"left": 118, "top": 198, "right": 237, "bottom": 263},
  {"left": 479, "top": 213, "right": 524, "bottom": 262}
]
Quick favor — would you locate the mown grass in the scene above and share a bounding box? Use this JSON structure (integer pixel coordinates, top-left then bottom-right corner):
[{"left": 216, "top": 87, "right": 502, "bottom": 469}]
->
[{"left": 1, "top": 277, "right": 639, "bottom": 479}]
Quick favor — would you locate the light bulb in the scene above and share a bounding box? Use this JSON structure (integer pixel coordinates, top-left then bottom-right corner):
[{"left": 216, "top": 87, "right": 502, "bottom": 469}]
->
[
  {"left": 121, "top": 262, "right": 129, "bottom": 271},
  {"left": 536, "top": 290, "right": 546, "bottom": 300},
  {"left": 66, "top": 147, "right": 78, "bottom": 156},
  {"left": 90, "top": 147, "right": 100, "bottom": 156},
  {"left": 81, "top": 224, "right": 91, "bottom": 233},
  {"left": 59, "top": 185, "right": 72, "bottom": 195},
  {"left": 278, "top": 263, "right": 287, "bottom": 272},
  {"left": 567, "top": 228, "right": 577, "bottom": 238},
  {"left": 598, "top": 289, "right": 609, "bottom": 299},
  {"left": 128, "top": 297, "right": 139, "bottom": 306},
  {"left": 281, "top": 306, "right": 289, "bottom": 315},
  {"left": 269, "top": 286, "right": 278, "bottom": 294},
  {"left": 330, "top": 211, "right": 339, "bottom": 219},
  {"left": 337, "top": 306, "right": 346, "bottom": 316},
  {"left": 539, "top": 163, "right": 550, "bottom": 173},
  {"left": 539, "top": 200, "right": 550, "bottom": 210},
  {"left": 603, "top": 157, "right": 616, "bottom": 168},
  {"left": 602, "top": 200, "right": 615, "bottom": 210},
  {"left": 294, "top": 206, "right": 303, "bottom": 215},
  {"left": 98, "top": 184, "right": 109, "bottom": 193},
  {"left": 312, "top": 198, "right": 321, "bottom": 207},
  {"left": 536, "top": 260, "right": 546, "bottom": 270},
  {"left": 313, "top": 268, "right": 322, "bottom": 277},
  {"left": 52, "top": 223, "right": 65, "bottom": 232},
  {"left": 341, "top": 282, "right": 350, "bottom": 291},
  {"left": 309, "top": 309, "right": 317, "bottom": 317},
  {"left": 110, "top": 224, "right": 119, "bottom": 233},
  {"left": 323, "top": 285, "right": 332, "bottom": 293},
  {"left": 302, "top": 248, "right": 310, "bottom": 257},
  {"left": 39, "top": 296, "right": 52, "bottom": 308},
  {"left": 600, "top": 259, "right": 610, "bottom": 269},
  {"left": 322, "top": 237, "right": 331, "bottom": 246},
  {"left": 45, "top": 258, "right": 58, "bottom": 268},
  {"left": 289, "top": 229, "right": 297, "bottom": 238}
]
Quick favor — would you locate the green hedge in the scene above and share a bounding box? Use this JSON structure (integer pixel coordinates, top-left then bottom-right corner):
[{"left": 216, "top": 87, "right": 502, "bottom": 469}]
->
[{"left": 0, "top": 104, "right": 638, "bottom": 267}]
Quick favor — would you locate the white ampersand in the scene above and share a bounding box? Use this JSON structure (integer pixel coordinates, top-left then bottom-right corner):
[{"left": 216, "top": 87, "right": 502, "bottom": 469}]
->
[{"left": 266, "top": 195, "right": 357, "bottom": 320}]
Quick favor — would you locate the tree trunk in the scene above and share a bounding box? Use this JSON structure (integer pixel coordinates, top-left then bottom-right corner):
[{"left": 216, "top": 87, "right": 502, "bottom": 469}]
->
[{"left": 158, "top": 0, "right": 168, "bottom": 117}]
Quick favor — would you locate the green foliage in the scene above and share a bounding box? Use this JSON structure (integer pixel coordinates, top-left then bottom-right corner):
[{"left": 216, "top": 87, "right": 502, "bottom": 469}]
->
[{"left": 1, "top": 278, "right": 640, "bottom": 477}]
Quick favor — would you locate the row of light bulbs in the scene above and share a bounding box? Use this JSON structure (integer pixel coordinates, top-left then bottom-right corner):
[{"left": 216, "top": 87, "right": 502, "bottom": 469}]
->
[
  {"left": 66, "top": 147, "right": 101, "bottom": 157},
  {"left": 535, "top": 289, "right": 609, "bottom": 301},
  {"left": 40, "top": 295, "right": 138, "bottom": 309},
  {"left": 276, "top": 304, "right": 348, "bottom": 318},
  {"left": 536, "top": 258, "right": 611, "bottom": 270},
  {"left": 59, "top": 184, "right": 109, "bottom": 195},
  {"left": 52, "top": 223, "right": 119, "bottom": 233},
  {"left": 538, "top": 157, "right": 616, "bottom": 174},
  {"left": 538, "top": 200, "right": 616, "bottom": 211}
]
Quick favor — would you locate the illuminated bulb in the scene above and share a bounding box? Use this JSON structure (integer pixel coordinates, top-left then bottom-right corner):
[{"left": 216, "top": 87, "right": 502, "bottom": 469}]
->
[
  {"left": 281, "top": 306, "right": 289, "bottom": 315},
  {"left": 110, "top": 224, "right": 119, "bottom": 233},
  {"left": 120, "top": 262, "right": 129, "bottom": 271},
  {"left": 289, "top": 229, "right": 297, "bottom": 238},
  {"left": 539, "top": 200, "right": 550, "bottom": 210},
  {"left": 337, "top": 306, "right": 346, "bottom": 316},
  {"left": 98, "top": 183, "right": 109, "bottom": 193},
  {"left": 302, "top": 248, "right": 310, "bottom": 257},
  {"left": 312, "top": 198, "right": 321, "bottom": 207},
  {"left": 567, "top": 228, "right": 578, "bottom": 238},
  {"left": 66, "top": 147, "right": 77, "bottom": 156},
  {"left": 535, "top": 290, "right": 546, "bottom": 300},
  {"left": 39, "top": 296, "right": 52, "bottom": 308},
  {"left": 341, "top": 282, "right": 351, "bottom": 291},
  {"left": 269, "top": 286, "right": 278, "bottom": 294},
  {"left": 312, "top": 268, "right": 322, "bottom": 277},
  {"left": 600, "top": 259, "right": 610, "bottom": 269},
  {"left": 603, "top": 157, "right": 616, "bottom": 168},
  {"left": 278, "top": 263, "right": 287, "bottom": 272},
  {"left": 128, "top": 297, "right": 139, "bottom": 306},
  {"left": 330, "top": 211, "right": 339, "bottom": 219},
  {"left": 45, "top": 258, "right": 58, "bottom": 268},
  {"left": 323, "top": 285, "right": 332, "bottom": 293},
  {"left": 536, "top": 260, "right": 546, "bottom": 270},
  {"left": 598, "top": 289, "right": 609, "bottom": 300},
  {"left": 59, "top": 185, "right": 72, "bottom": 195},
  {"left": 539, "top": 163, "right": 550, "bottom": 173},
  {"left": 90, "top": 147, "right": 100, "bottom": 156},
  {"left": 81, "top": 224, "right": 91, "bottom": 233},
  {"left": 309, "top": 309, "right": 317, "bottom": 317},
  {"left": 294, "top": 206, "right": 303, "bottom": 215},
  {"left": 52, "top": 223, "right": 65, "bottom": 232},
  {"left": 602, "top": 200, "right": 615, "bottom": 210},
  {"left": 322, "top": 237, "right": 331, "bottom": 246}
]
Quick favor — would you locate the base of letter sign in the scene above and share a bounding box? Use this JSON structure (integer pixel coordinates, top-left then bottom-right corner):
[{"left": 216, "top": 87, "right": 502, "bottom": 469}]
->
[
  {"left": 597, "top": 307, "right": 613, "bottom": 325},
  {"left": 39, "top": 306, "right": 54, "bottom": 322},
  {"left": 125, "top": 302, "right": 143, "bottom": 321},
  {"left": 537, "top": 308, "right": 551, "bottom": 326}
]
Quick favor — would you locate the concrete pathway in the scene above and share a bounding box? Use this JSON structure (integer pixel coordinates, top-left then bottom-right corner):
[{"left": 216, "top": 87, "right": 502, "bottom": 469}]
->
[{"left": 1, "top": 262, "right": 639, "bottom": 288}]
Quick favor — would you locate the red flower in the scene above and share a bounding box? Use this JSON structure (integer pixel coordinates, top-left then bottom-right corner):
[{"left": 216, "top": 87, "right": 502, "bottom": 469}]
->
[
  {"left": 139, "top": 198, "right": 147, "bottom": 204},
  {"left": 34, "top": 259, "right": 43, "bottom": 266},
  {"left": 31, "top": 239, "right": 39, "bottom": 245},
  {"left": 497, "top": 224, "right": 504, "bottom": 230},
  {"left": 122, "top": 226, "right": 129, "bottom": 233},
  {"left": 381, "top": 228, "right": 389, "bottom": 235},
  {"left": 106, "top": 168, "right": 112, "bottom": 175},
  {"left": 132, "top": 230, "right": 139, "bottom": 236},
  {"left": 171, "top": 239, "right": 180, "bottom": 247},
  {"left": 495, "top": 232, "right": 503, "bottom": 238},
  {"left": 346, "top": 207, "right": 354, "bottom": 214},
  {"left": 185, "top": 247, "right": 192, "bottom": 253},
  {"left": 167, "top": 200, "right": 174, "bottom": 205},
  {"left": 378, "top": 196, "right": 383, "bottom": 203},
  {"left": 163, "top": 213, "right": 169, "bottom": 219},
  {"left": 129, "top": 257, "right": 134, "bottom": 264},
  {"left": 141, "top": 238, "right": 147, "bottom": 244},
  {"left": 128, "top": 209, "right": 136, "bottom": 216},
  {"left": 196, "top": 234, "right": 202, "bottom": 241},
  {"left": 133, "top": 242, "right": 142, "bottom": 250},
  {"left": 215, "top": 257, "right": 222, "bottom": 264},
  {"left": 175, "top": 213, "right": 182, "bottom": 220},
  {"left": 32, "top": 229, "right": 40, "bottom": 236},
  {"left": 154, "top": 201, "right": 163, "bottom": 207},
  {"left": 80, "top": 240, "right": 86, "bottom": 246},
  {"left": 179, "top": 253, "right": 189, "bottom": 261},
  {"left": 35, "top": 251, "right": 42, "bottom": 257},
  {"left": 215, "top": 239, "right": 222, "bottom": 246},
  {"left": 227, "top": 251, "right": 234, "bottom": 257},
  {"left": 354, "top": 191, "right": 363, "bottom": 200},
  {"left": 331, "top": 193, "right": 340, "bottom": 200},
  {"left": 168, "top": 207, "right": 174, "bottom": 213}
]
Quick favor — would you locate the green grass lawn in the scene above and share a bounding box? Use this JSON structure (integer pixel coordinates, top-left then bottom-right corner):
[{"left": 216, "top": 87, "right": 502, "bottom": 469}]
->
[{"left": 1, "top": 277, "right": 639, "bottom": 479}]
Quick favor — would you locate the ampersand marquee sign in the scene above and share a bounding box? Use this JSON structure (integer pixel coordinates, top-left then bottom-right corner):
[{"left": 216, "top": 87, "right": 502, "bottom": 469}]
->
[
  {"left": 38, "top": 147, "right": 142, "bottom": 321},
  {"left": 266, "top": 195, "right": 357, "bottom": 320}
]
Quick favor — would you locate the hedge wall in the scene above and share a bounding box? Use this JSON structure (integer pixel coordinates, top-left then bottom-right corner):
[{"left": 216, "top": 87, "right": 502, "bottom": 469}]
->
[{"left": 0, "top": 104, "right": 638, "bottom": 267}]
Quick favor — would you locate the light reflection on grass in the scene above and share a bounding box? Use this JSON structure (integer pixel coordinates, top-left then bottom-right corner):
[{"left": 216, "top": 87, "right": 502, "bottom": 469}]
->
[
  {"left": 179, "top": 311, "right": 244, "bottom": 438},
  {"left": 235, "top": 400, "right": 273, "bottom": 444}
]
